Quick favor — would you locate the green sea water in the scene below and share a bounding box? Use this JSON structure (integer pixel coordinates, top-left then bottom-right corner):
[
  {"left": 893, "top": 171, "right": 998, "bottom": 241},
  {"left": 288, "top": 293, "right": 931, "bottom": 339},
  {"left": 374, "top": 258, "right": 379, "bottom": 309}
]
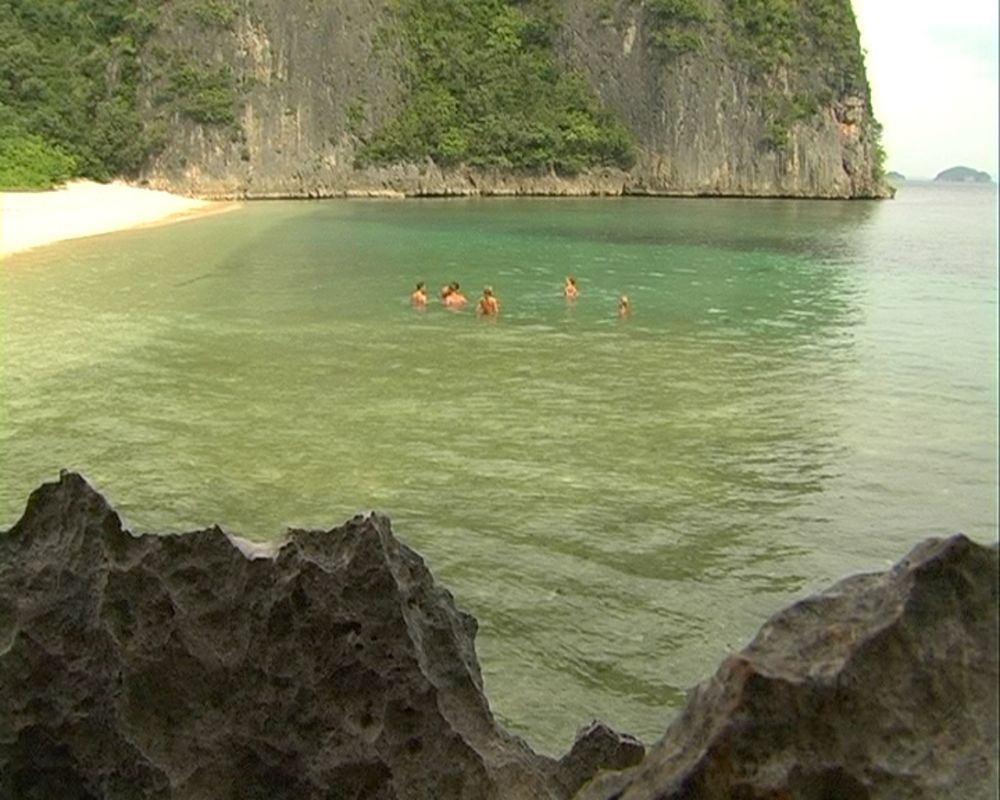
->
[{"left": 1, "top": 183, "right": 997, "bottom": 752}]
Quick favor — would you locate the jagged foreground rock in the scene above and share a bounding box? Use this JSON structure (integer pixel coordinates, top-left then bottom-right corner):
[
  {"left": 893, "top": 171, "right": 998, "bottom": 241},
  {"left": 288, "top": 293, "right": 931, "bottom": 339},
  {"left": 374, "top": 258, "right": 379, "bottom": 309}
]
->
[
  {"left": 576, "top": 534, "right": 998, "bottom": 800},
  {"left": 0, "top": 472, "right": 642, "bottom": 799},
  {"left": 1, "top": 473, "right": 996, "bottom": 800}
]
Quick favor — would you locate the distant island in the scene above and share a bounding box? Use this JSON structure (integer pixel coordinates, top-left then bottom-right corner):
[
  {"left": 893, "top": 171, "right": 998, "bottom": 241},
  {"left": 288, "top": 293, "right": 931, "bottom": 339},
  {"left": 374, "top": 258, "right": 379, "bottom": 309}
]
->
[
  {"left": 887, "top": 171, "right": 906, "bottom": 182},
  {"left": 934, "top": 166, "right": 993, "bottom": 183}
]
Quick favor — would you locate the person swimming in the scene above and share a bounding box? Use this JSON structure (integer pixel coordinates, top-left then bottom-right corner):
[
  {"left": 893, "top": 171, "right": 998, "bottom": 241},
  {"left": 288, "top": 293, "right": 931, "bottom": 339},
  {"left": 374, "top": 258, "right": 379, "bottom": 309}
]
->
[
  {"left": 617, "top": 295, "right": 630, "bottom": 318},
  {"left": 563, "top": 276, "right": 579, "bottom": 301},
  {"left": 444, "top": 282, "right": 468, "bottom": 309},
  {"left": 476, "top": 286, "right": 500, "bottom": 317},
  {"left": 410, "top": 281, "right": 428, "bottom": 309}
]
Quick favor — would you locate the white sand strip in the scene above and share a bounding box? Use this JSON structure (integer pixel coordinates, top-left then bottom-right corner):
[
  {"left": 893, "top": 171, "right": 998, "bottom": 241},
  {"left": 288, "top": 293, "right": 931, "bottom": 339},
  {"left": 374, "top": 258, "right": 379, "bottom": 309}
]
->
[{"left": 1, "top": 180, "right": 238, "bottom": 258}]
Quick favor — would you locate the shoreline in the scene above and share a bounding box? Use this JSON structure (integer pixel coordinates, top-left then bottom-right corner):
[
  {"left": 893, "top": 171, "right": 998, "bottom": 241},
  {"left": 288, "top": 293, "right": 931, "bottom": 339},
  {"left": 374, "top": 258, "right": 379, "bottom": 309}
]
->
[
  {"left": 0, "top": 174, "right": 903, "bottom": 260},
  {"left": 0, "top": 180, "right": 240, "bottom": 258}
]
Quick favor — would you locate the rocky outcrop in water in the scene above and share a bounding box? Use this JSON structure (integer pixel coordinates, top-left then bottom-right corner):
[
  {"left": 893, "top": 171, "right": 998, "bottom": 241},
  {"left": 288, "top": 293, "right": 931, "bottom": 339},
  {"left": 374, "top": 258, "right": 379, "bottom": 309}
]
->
[
  {"left": 1, "top": 473, "right": 995, "bottom": 799},
  {"left": 0, "top": 472, "right": 642, "bottom": 799},
  {"left": 576, "top": 534, "right": 999, "bottom": 800}
]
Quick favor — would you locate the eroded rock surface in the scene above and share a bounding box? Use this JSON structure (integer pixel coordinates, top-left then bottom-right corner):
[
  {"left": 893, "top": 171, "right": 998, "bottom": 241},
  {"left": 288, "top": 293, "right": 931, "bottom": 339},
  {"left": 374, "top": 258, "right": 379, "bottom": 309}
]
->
[
  {"left": 2, "top": 472, "right": 995, "bottom": 800},
  {"left": 0, "top": 472, "right": 641, "bottom": 799},
  {"left": 575, "top": 534, "right": 999, "bottom": 800}
]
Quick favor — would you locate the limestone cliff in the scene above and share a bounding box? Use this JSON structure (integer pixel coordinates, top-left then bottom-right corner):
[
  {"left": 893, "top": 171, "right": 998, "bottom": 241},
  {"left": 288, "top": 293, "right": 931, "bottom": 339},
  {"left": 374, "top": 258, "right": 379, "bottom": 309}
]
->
[{"left": 136, "top": 0, "right": 890, "bottom": 199}]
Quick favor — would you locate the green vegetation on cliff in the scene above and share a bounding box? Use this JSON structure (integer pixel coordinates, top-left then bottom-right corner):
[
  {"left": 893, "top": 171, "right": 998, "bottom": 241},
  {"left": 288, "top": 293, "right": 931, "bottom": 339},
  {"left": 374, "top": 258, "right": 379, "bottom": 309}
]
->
[
  {"left": 725, "top": 0, "right": 799, "bottom": 71},
  {"left": 0, "top": 0, "right": 161, "bottom": 187},
  {"left": 0, "top": 0, "right": 241, "bottom": 189},
  {"left": 645, "top": 0, "right": 711, "bottom": 56},
  {"left": 358, "top": 0, "right": 634, "bottom": 174},
  {"left": 721, "top": 0, "right": 878, "bottom": 174},
  {"left": 801, "top": 0, "right": 868, "bottom": 95},
  {"left": 724, "top": 0, "right": 865, "bottom": 92},
  {"left": 181, "top": 0, "right": 239, "bottom": 28},
  {"left": 160, "top": 59, "right": 240, "bottom": 127}
]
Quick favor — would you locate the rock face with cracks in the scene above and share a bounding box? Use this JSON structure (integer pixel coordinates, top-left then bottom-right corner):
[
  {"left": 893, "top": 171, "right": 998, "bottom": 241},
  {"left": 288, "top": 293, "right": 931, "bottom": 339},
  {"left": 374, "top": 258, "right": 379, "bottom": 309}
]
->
[
  {"left": 0, "top": 472, "right": 643, "bottom": 799},
  {"left": 576, "top": 534, "right": 998, "bottom": 800},
  {"left": 135, "top": 0, "right": 891, "bottom": 199}
]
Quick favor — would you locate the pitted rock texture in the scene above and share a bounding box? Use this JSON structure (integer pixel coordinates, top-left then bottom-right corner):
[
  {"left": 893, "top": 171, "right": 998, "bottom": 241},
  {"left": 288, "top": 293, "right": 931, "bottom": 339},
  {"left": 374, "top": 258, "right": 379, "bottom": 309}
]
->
[
  {"left": 2, "top": 473, "right": 995, "bottom": 800},
  {"left": 575, "top": 534, "right": 999, "bottom": 800},
  {"left": 0, "top": 472, "right": 642, "bottom": 799}
]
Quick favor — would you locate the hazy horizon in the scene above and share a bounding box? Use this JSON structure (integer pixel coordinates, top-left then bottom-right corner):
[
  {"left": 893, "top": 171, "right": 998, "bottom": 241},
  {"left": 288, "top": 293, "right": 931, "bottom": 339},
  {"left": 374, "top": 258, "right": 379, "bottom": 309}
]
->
[
  {"left": 887, "top": 166, "right": 996, "bottom": 181},
  {"left": 853, "top": 0, "right": 998, "bottom": 181}
]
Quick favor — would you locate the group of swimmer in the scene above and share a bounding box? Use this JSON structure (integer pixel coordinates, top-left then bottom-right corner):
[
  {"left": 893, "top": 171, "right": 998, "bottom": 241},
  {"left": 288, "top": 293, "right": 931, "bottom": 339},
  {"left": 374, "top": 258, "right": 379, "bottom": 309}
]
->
[{"left": 409, "top": 276, "right": 631, "bottom": 318}]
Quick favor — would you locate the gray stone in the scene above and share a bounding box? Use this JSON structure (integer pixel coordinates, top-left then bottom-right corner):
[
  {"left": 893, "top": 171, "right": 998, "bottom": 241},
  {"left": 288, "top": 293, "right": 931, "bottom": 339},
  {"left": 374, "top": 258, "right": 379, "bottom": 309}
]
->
[
  {"left": 555, "top": 723, "right": 646, "bottom": 797},
  {"left": 574, "top": 534, "right": 999, "bottom": 800},
  {"left": 0, "top": 472, "right": 642, "bottom": 800},
  {"left": 4, "top": 472, "right": 993, "bottom": 800}
]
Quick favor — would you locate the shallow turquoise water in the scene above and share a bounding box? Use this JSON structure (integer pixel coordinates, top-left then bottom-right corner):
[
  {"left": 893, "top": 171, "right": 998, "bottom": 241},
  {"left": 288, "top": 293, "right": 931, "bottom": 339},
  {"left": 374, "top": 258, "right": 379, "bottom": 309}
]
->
[{"left": 1, "top": 184, "right": 996, "bottom": 751}]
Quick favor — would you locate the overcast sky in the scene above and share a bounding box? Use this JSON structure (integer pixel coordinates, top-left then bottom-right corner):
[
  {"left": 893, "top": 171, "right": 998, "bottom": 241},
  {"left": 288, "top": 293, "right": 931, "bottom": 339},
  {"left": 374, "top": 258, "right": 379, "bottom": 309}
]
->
[{"left": 852, "top": 0, "right": 998, "bottom": 179}]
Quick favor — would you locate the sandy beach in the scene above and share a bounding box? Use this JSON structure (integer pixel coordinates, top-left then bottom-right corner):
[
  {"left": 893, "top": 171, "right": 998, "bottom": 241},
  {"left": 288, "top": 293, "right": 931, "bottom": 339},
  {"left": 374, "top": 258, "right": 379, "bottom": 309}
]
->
[{"left": 1, "top": 181, "right": 238, "bottom": 258}]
